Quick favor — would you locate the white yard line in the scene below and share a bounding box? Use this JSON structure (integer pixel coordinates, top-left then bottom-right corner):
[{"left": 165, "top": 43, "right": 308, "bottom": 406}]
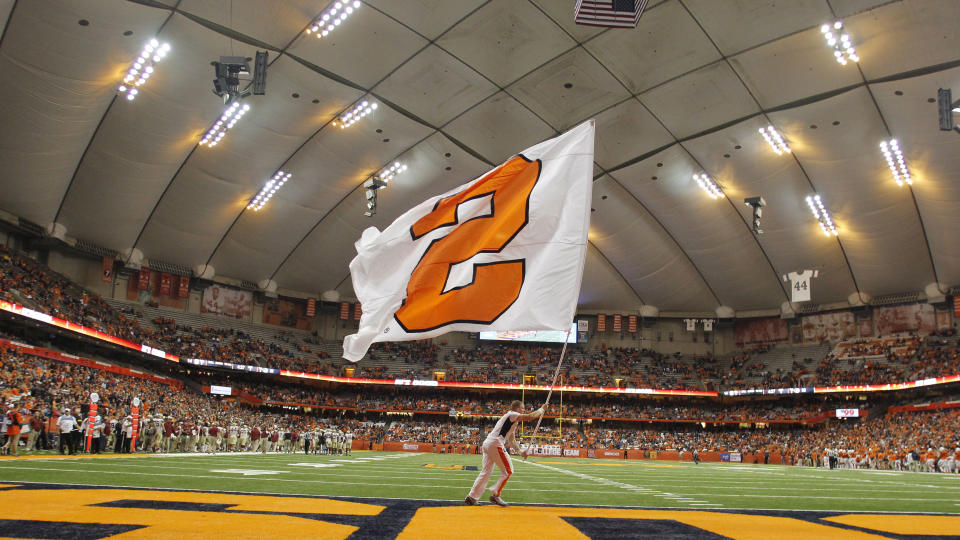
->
[
  {"left": 0, "top": 460, "right": 569, "bottom": 483},
  {"left": 591, "top": 473, "right": 960, "bottom": 490},
  {"left": 0, "top": 465, "right": 627, "bottom": 495},
  {"left": 523, "top": 460, "right": 718, "bottom": 508}
]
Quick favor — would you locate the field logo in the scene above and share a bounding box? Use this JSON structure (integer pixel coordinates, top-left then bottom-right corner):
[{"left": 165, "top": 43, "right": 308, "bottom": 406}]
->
[{"left": 423, "top": 464, "right": 478, "bottom": 471}]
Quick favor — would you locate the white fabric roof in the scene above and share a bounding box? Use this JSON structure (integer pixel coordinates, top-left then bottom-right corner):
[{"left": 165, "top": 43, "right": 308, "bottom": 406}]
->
[{"left": 1, "top": 0, "right": 958, "bottom": 314}]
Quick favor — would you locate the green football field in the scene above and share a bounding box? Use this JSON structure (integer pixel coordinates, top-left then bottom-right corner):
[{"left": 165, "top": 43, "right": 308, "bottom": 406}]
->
[{"left": 0, "top": 450, "right": 958, "bottom": 514}]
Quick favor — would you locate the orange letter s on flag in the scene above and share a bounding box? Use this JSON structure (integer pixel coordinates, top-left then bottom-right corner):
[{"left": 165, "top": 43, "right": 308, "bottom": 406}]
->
[{"left": 394, "top": 155, "right": 541, "bottom": 333}]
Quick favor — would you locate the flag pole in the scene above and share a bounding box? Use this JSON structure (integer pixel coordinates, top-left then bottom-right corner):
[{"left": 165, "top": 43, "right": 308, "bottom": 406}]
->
[{"left": 527, "top": 326, "right": 572, "bottom": 446}]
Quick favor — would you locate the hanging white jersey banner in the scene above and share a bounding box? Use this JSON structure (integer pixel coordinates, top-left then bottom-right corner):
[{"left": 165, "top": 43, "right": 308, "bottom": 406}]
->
[
  {"left": 784, "top": 270, "right": 818, "bottom": 302},
  {"left": 342, "top": 120, "right": 595, "bottom": 362},
  {"left": 684, "top": 318, "right": 697, "bottom": 332}
]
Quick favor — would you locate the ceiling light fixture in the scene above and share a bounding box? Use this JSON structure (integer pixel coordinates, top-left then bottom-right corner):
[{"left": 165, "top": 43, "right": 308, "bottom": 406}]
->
[
  {"left": 331, "top": 100, "right": 377, "bottom": 129},
  {"left": 248, "top": 170, "right": 292, "bottom": 211},
  {"left": 306, "top": 1, "right": 362, "bottom": 39},
  {"left": 820, "top": 21, "right": 858, "bottom": 65},
  {"left": 805, "top": 194, "right": 838, "bottom": 236},
  {"left": 117, "top": 38, "right": 170, "bottom": 101},
  {"left": 758, "top": 125, "right": 791, "bottom": 155},
  {"left": 693, "top": 173, "right": 724, "bottom": 200},
  {"left": 879, "top": 138, "right": 912, "bottom": 186},
  {"left": 199, "top": 101, "right": 250, "bottom": 147}
]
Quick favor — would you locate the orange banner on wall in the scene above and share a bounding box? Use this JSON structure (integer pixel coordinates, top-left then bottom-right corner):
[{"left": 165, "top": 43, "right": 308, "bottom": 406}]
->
[
  {"left": 137, "top": 268, "right": 150, "bottom": 290},
  {"left": 159, "top": 273, "right": 172, "bottom": 296},
  {"left": 101, "top": 257, "right": 114, "bottom": 283},
  {"left": 178, "top": 276, "right": 190, "bottom": 298}
]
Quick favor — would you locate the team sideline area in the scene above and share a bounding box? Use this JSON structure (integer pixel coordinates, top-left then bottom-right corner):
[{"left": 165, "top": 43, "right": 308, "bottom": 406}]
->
[{"left": 0, "top": 451, "right": 958, "bottom": 539}]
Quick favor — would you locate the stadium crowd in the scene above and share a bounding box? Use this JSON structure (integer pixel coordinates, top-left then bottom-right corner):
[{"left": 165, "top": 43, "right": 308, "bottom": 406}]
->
[
  {"left": 0, "top": 246, "right": 329, "bottom": 374},
  {"left": 0, "top": 346, "right": 353, "bottom": 456},
  {"left": 6, "top": 244, "right": 960, "bottom": 394},
  {"left": 206, "top": 377, "right": 829, "bottom": 422},
  {"left": 722, "top": 331, "right": 957, "bottom": 391},
  {"left": 3, "top": 341, "right": 958, "bottom": 472}
]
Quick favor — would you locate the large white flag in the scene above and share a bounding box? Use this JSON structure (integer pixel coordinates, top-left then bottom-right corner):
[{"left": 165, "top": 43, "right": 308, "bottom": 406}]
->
[{"left": 343, "top": 120, "right": 594, "bottom": 361}]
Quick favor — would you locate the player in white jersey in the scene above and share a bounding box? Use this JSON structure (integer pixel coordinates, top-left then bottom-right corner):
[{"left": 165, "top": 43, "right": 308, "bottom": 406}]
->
[
  {"left": 228, "top": 424, "right": 239, "bottom": 451},
  {"left": 465, "top": 400, "right": 544, "bottom": 507},
  {"left": 239, "top": 425, "right": 250, "bottom": 451}
]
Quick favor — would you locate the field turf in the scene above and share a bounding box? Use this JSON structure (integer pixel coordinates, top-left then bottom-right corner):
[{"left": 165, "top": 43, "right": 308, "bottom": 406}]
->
[{"left": 0, "top": 450, "right": 958, "bottom": 538}]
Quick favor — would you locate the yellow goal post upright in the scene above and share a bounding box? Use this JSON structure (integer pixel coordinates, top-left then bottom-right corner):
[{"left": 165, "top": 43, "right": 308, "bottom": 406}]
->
[
  {"left": 520, "top": 376, "right": 563, "bottom": 442},
  {"left": 524, "top": 328, "right": 573, "bottom": 450}
]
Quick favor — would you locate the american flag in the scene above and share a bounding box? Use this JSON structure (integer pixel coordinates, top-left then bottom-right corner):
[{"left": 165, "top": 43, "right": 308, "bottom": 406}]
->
[{"left": 574, "top": 0, "right": 648, "bottom": 28}]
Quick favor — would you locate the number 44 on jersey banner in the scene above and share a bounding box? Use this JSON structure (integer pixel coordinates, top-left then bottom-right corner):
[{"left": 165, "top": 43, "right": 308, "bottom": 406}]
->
[{"left": 343, "top": 120, "right": 595, "bottom": 361}]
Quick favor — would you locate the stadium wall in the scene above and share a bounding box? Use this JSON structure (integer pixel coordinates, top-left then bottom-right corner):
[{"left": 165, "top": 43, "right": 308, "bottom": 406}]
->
[
  {"left": 358, "top": 442, "right": 793, "bottom": 464},
  {"left": 46, "top": 249, "right": 113, "bottom": 298}
]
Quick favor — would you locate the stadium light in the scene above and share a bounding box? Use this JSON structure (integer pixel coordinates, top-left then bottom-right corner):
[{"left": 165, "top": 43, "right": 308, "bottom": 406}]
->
[
  {"left": 331, "top": 100, "right": 378, "bottom": 129},
  {"left": 820, "top": 21, "right": 858, "bottom": 65},
  {"left": 248, "top": 171, "right": 292, "bottom": 211},
  {"left": 379, "top": 161, "right": 407, "bottom": 183},
  {"left": 199, "top": 101, "right": 250, "bottom": 147},
  {"left": 879, "top": 139, "right": 913, "bottom": 186},
  {"left": 758, "top": 126, "right": 790, "bottom": 155},
  {"left": 805, "top": 194, "right": 838, "bottom": 236},
  {"left": 693, "top": 173, "right": 724, "bottom": 200},
  {"left": 117, "top": 39, "right": 170, "bottom": 101},
  {"left": 306, "top": 1, "right": 362, "bottom": 39},
  {"left": 362, "top": 161, "right": 407, "bottom": 217}
]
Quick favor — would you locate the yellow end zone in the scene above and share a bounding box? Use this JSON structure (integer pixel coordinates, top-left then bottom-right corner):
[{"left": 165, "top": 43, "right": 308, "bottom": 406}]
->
[
  {"left": 398, "top": 506, "right": 894, "bottom": 540},
  {"left": 0, "top": 487, "right": 383, "bottom": 539},
  {"left": 0, "top": 485, "right": 954, "bottom": 539}
]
